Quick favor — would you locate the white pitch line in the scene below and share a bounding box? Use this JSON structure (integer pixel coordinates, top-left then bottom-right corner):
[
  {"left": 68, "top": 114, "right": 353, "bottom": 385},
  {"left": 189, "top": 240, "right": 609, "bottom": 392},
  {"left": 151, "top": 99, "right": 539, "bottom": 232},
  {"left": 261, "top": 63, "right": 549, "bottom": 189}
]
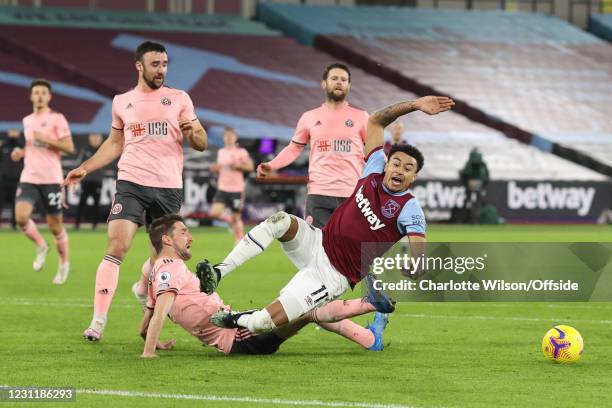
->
[
  {"left": 397, "top": 313, "right": 612, "bottom": 325},
  {"left": 0, "top": 299, "right": 135, "bottom": 309},
  {"left": 76, "top": 388, "right": 424, "bottom": 408}
]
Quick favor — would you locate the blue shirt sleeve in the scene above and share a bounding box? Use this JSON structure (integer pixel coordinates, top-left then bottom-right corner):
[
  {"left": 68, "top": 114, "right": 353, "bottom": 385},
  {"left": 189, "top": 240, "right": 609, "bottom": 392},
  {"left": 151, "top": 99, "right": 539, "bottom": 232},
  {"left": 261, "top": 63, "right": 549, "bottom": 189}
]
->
[
  {"left": 361, "top": 147, "right": 386, "bottom": 179},
  {"left": 397, "top": 198, "right": 426, "bottom": 236}
]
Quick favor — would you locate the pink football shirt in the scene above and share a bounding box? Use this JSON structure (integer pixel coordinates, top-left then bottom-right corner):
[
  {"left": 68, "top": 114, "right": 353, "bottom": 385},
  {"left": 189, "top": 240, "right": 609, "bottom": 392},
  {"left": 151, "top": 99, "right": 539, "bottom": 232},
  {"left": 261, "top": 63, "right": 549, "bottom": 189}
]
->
[
  {"left": 20, "top": 110, "right": 71, "bottom": 184},
  {"left": 294, "top": 103, "right": 368, "bottom": 197},
  {"left": 147, "top": 257, "right": 236, "bottom": 354},
  {"left": 112, "top": 86, "right": 197, "bottom": 188},
  {"left": 217, "top": 147, "right": 250, "bottom": 193}
]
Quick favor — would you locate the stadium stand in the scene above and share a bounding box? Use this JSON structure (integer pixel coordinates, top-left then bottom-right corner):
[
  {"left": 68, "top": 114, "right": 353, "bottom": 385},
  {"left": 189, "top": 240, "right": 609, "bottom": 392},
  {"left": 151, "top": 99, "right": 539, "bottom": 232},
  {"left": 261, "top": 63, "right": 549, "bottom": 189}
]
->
[{"left": 259, "top": 4, "right": 612, "bottom": 174}]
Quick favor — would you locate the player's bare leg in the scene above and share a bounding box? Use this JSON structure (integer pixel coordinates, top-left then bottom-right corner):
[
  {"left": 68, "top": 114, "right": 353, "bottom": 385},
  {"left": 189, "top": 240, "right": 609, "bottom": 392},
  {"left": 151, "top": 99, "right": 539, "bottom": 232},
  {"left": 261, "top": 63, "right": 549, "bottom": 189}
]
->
[
  {"left": 230, "top": 211, "right": 244, "bottom": 243},
  {"left": 84, "top": 219, "right": 138, "bottom": 341},
  {"left": 15, "top": 201, "right": 48, "bottom": 271},
  {"left": 47, "top": 214, "right": 69, "bottom": 284}
]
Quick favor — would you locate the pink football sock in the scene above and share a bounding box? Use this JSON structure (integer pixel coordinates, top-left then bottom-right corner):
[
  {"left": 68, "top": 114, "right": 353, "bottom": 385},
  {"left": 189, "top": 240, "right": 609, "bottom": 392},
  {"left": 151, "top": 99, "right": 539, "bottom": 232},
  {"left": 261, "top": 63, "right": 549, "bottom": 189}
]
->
[
  {"left": 312, "top": 299, "right": 376, "bottom": 322},
  {"left": 136, "top": 258, "right": 152, "bottom": 295},
  {"left": 92, "top": 255, "right": 121, "bottom": 318},
  {"left": 21, "top": 219, "right": 46, "bottom": 247},
  {"left": 54, "top": 229, "right": 69, "bottom": 264},
  {"left": 318, "top": 320, "right": 375, "bottom": 349}
]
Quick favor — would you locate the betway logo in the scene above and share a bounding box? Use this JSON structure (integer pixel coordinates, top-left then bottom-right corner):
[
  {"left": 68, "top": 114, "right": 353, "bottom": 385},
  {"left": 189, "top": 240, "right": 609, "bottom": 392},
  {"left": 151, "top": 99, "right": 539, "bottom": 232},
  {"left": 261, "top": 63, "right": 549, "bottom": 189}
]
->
[
  {"left": 508, "top": 181, "right": 595, "bottom": 216},
  {"left": 412, "top": 182, "right": 465, "bottom": 209},
  {"left": 355, "top": 186, "right": 385, "bottom": 231}
]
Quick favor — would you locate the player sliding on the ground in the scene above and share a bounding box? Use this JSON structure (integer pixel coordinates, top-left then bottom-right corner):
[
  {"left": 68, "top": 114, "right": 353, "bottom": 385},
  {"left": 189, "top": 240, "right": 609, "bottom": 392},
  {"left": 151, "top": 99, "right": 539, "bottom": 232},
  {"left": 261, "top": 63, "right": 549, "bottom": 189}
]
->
[
  {"left": 140, "top": 214, "right": 390, "bottom": 358},
  {"left": 200, "top": 95, "right": 454, "bottom": 334}
]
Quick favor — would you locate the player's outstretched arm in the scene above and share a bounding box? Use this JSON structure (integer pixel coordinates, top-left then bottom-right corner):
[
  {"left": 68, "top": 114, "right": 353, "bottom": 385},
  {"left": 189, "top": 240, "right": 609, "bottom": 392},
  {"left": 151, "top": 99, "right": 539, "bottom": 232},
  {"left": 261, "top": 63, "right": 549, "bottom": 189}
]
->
[
  {"left": 142, "top": 292, "right": 176, "bottom": 358},
  {"left": 180, "top": 119, "right": 208, "bottom": 151},
  {"left": 365, "top": 96, "right": 455, "bottom": 157},
  {"left": 63, "top": 127, "right": 124, "bottom": 187}
]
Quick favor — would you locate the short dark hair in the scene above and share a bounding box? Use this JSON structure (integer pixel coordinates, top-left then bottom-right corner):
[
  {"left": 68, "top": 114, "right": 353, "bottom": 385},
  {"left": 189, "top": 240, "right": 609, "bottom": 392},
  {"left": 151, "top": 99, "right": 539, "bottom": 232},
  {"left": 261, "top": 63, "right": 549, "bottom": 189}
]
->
[
  {"left": 323, "top": 63, "right": 351, "bottom": 82},
  {"left": 149, "top": 214, "right": 185, "bottom": 254},
  {"left": 30, "top": 78, "right": 51, "bottom": 92},
  {"left": 387, "top": 144, "right": 424, "bottom": 173},
  {"left": 135, "top": 41, "right": 167, "bottom": 62}
]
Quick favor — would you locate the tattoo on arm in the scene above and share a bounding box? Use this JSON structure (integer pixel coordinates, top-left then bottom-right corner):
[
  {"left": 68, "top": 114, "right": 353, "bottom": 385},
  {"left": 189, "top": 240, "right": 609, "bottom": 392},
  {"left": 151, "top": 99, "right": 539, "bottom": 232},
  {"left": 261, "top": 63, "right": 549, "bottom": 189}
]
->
[{"left": 371, "top": 101, "right": 416, "bottom": 128}]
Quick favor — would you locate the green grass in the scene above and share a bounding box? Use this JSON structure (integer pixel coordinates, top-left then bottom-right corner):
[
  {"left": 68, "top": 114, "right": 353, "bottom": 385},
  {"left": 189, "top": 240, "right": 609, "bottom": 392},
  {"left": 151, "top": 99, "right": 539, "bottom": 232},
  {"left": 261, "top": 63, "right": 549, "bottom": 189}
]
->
[{"left": 1, "top": 225, "right": 611, "bottom": 408}]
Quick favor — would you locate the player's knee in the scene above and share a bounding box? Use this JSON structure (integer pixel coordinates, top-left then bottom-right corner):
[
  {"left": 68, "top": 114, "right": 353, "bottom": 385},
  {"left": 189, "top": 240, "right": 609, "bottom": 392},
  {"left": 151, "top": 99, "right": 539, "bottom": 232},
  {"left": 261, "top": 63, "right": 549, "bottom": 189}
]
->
[
  {"left": 106, "top": 238, "right": 130, "bottom": 259},
  {"left": 265, "top": 211, "right": 292, "bottom": 240},
  {"left": 15, "top": 214, "right": 29, "bottom": 228}
]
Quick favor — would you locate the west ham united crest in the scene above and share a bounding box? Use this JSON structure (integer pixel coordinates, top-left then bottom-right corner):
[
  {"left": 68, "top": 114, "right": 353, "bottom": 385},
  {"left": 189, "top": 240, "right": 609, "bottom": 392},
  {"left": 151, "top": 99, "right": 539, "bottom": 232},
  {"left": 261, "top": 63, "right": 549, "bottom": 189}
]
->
[
  {"left": 345, "top": 119, "right": 354, "bottom": 128},
  {"left": 381, "top": 199, "right": 401, "bottom": 218},
  {"left": 161, "top": 97, "right": 171, "bottom": 106}
]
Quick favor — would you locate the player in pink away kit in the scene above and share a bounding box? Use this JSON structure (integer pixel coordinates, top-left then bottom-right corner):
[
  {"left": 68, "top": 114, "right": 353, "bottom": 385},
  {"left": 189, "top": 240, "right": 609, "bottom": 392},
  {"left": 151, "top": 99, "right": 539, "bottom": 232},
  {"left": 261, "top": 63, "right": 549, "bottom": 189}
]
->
[
  {"left": 11, "top": 79, "right": 75, "bottom": 284},
  {"left": 140, "top": 214, "right": 390, "bottom": 358},
  {"left": 257, "top": 63, "right": 368, "bottom": 228},
  {"left": 208, "top": 127, "right": 254, "bottom": 243},
  {"left": 63, "top": 41, "right": 208, "bottom": 341},
  {"left": 201, "top": 96, "right": 454, "bottom": 334}
]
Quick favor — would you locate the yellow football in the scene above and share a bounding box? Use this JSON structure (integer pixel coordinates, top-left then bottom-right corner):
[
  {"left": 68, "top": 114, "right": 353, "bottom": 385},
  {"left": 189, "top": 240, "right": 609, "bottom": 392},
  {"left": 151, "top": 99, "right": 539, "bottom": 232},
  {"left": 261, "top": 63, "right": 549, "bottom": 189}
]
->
[{"left": 542, "top": 325, "right": 584, "bottom": 363}]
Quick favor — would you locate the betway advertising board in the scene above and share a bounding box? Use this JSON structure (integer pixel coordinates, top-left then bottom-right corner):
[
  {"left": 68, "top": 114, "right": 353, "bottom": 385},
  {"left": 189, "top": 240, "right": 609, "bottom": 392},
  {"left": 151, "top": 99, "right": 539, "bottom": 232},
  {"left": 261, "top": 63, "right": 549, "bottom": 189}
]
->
[{"left": 414, "top": 180, "right": 611, "bottom": 223}]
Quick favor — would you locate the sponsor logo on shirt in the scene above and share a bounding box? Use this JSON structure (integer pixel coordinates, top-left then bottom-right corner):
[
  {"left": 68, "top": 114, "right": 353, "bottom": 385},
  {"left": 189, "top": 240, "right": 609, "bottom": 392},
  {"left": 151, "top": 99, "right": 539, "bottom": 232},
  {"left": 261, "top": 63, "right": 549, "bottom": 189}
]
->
[
  {"left": 355, "top": 185, "right": 386, "bottom": 231},
  {"left": 161, "top": 97, "right": 171, "bottom": 106},
  {"left": 126, "top": 103, "right": 134, "bottom": 109},
  {"left": 315, "top": 139, "right": 352, "bottom": 153},
  {"left": 129, "top": 122, "right": 168, "bottom": 138},
  {"left": 314, "top": 120, "right": 322, "bottom": 126},
  {"left": 345, "top": 119, "right": 354, "bottom": 128},
  {"left": 381, "top": 199, "right": 401, "bottom": 218}
]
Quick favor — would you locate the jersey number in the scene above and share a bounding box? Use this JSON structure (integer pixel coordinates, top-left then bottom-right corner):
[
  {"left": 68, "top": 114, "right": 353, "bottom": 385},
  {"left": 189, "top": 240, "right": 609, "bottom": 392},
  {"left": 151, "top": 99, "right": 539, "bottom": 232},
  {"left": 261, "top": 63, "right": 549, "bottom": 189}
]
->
[{"left": 48, "top": 192, "right": 62, "bottom": 209}]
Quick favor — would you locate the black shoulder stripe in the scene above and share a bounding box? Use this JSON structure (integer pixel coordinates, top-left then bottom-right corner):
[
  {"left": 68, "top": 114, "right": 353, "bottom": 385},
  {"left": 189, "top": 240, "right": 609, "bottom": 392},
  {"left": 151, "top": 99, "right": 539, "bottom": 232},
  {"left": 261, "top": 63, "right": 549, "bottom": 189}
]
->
[{"left": 291, "top": 140, "right": 307, "bottom": 146}]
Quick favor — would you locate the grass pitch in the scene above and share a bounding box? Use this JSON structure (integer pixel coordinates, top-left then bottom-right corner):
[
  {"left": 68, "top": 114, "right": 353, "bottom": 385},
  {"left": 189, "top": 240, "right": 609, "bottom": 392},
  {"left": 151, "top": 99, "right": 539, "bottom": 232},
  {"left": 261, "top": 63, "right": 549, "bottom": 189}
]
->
[{"left": 1, "top": 224, "right": 611, "bottom": 408}]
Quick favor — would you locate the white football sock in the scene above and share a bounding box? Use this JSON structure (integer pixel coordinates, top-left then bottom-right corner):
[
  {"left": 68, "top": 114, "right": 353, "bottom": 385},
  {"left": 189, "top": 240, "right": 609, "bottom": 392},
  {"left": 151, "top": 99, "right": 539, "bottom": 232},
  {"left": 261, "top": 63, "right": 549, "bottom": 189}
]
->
[{"left": 217, "top": 212, "right": 291, "bottom": 278}]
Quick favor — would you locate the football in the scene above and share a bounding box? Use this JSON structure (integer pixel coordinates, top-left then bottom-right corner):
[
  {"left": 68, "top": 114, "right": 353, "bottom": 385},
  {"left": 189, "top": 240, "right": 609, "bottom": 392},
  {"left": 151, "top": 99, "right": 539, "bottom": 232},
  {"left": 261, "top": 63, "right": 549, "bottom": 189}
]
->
[{"left": 541, "top": 325, "right": 584, "bottom": 363}]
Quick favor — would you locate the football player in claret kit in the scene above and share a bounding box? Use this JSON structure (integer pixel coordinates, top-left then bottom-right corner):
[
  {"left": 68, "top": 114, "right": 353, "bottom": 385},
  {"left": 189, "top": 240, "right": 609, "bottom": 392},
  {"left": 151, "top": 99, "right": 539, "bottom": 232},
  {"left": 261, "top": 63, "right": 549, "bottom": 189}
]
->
[
  {"left": 140, "top": 214, "right": 390, "bottom": 358},
  {"left": 199, "top": 96, "right": 455, "bottom": 334},
  {"left": 64, "top": 41, "right": 207, "bottom": 341},
  {"left": 12, "top": 78, "right": 75, "bottom": 285}
]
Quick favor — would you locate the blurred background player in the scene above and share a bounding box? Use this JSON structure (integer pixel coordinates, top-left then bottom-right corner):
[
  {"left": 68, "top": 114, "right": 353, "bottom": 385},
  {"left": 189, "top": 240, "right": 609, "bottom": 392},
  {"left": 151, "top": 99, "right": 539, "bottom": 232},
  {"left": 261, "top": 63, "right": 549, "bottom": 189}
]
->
[
  {"left": 207, "top": 96, "right": 454, "bottom": 334},
  {"left": 74, "top": 133, "right": 104, "bottom": 230},
  {"left": 208, "top": 127, "right": 253, "bottom": 243},
  {"left": 140, "top": 214, "right": 388, "bottom": 358},
  {"left": 384, "top": 121, "right": 408, "bottom": 155},
  {"left": 12, "top": 79, "right": 74, "bottom": 284},
  {"left": 63, "top": 41, "right": 207, "bottom": 342},
  {"left": 257, "top": 63, "right": 369, "bottom": 228},
  {"left": 0, "top": 129, "right": 23, "bottom": 230}
]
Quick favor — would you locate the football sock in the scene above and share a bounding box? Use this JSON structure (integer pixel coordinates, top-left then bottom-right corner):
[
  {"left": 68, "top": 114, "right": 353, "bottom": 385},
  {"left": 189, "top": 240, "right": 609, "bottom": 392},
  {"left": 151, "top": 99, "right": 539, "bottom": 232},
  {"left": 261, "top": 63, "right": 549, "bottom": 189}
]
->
[
  {"left": 311, "top": 299, "right": 376, "bottom": 322},
  {"left": 318, "top": 320, "right": 375, "bottom": 349},
  {"left": 91, "top": 255, "right": 121, "bottom": 326},
  {"left": 136, "top": 258, "right": 152, "bottom": 296},
  {"left": 53, "top": 229, "right": 69, "bottom": 264},
  {"left": 237, "top": 309, "right": 276, "bottom": 333},
  {"left": 232, "top": 218, "right": 244, "bottom": 243},
  {"left": 217, "top": 212, "right": 291, "bottom": 278},
  {"left": 21, "top": 219, "right": 46, "bottom": 247}
]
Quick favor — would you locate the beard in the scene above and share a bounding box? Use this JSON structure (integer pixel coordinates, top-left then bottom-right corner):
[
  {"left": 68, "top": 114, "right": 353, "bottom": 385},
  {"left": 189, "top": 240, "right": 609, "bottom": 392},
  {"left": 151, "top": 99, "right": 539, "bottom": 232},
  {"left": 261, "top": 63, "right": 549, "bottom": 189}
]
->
[
  {"left": 326, "top": 88, "right": 346, "bottom": 102},
  {"left": 177, "top": 247, "right": 192, "bottom": 261},
  {"left": 143, "top": 69, "right": 164, "bottom": 90}
]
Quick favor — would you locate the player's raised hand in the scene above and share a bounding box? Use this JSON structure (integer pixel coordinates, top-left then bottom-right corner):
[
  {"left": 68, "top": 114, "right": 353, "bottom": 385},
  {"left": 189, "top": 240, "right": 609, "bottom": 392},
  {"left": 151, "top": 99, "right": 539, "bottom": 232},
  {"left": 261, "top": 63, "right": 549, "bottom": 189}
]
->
[
  {"left": 257, "top": 162, "right": 272, "bottom": 179},
  {"left": 63, "top": 166, "right": 87, "bottom": 189},
  {"left": 415, "top": 96, "right": 455, "bottom": 115}
]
